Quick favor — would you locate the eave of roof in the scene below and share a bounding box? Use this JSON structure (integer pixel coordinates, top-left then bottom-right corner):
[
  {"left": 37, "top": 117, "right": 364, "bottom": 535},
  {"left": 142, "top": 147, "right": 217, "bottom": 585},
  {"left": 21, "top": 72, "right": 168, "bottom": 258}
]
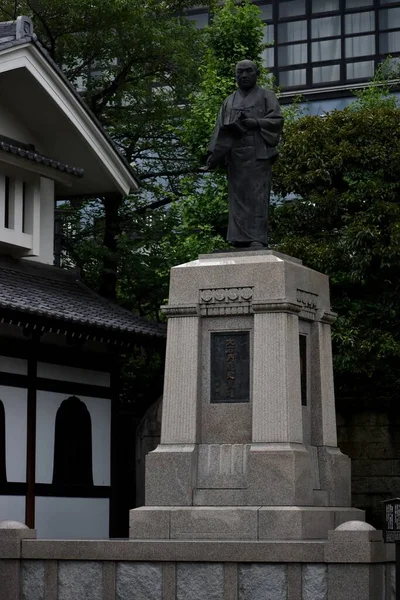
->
[
  {"left": 0, "top": 17, "right": 140, "bottom": 194},
  {"left": 0, "top": 138, "right": 84, "bottom": 178},
  {"left": 0, "top": 257, "right": 166, "bottom": 344}
]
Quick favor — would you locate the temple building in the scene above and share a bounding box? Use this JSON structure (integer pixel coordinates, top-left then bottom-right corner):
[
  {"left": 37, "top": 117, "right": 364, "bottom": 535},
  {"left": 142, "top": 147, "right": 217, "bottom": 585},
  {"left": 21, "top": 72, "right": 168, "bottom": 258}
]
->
[{"left": 0, "top": 16, "right": 165, "bottom": 539}]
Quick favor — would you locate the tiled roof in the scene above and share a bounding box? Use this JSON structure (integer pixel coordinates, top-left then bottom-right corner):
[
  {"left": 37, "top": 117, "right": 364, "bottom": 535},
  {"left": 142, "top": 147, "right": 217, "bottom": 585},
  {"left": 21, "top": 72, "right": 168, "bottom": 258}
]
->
[
  {"left": 0, "top": 258, "right": 166, "bottom": 340},
  {"left": 0, "top": 138, "right": 84, "bottom": 178}
]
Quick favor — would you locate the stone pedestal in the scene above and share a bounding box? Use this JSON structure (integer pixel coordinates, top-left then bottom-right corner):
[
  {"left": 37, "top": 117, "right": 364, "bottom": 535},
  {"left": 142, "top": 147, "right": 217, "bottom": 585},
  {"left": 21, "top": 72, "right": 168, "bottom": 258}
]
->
[{"left": 130, "top": 250, "right": 363, "bottom": 540}]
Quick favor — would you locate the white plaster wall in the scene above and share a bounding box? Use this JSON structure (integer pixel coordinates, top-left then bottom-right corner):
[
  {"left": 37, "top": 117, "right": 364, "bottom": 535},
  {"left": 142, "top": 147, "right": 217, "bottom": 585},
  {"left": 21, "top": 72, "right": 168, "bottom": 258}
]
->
[
  {"left": 0, "top": 385, "right": 27, "bottom": 482},
  {"left": 0, "top": 356, "right": 27, "bottom": 375},
  {"left": 37, "top": 362, "right": 110, "bottom": 387},
  {"left": 35, "top": 497, "right": 109, "bottom": 539},
  {"left": 35, "top": 391, "right": 111, "bottom": 485},
  {"left": 25, "top": 177, "right": 54, "bottom": 265},
  {"left": 0, "top": 96, "right": 42, "bottom": 149},
  {"left": 0, "top": 495, "right": 25, "bottom": 523}
]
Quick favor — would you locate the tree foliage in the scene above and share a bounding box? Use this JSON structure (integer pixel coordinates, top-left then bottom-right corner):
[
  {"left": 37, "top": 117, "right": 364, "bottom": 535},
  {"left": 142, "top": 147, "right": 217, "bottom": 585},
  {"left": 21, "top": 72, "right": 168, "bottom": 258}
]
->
[
  {"left": 183, "top": 0, "right": 269, "bottom": 160},
  {"left": 54, "top": 0, "right": 271, "bottom": 318},
  {"left": 271, "top": 77, "right": 400, "bottom": 403}
]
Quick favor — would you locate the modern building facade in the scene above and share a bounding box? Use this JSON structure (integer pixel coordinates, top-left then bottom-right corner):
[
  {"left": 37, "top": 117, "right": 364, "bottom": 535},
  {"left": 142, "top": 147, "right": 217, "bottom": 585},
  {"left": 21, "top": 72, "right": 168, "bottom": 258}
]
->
[{"left": 188, "top": 0, "right": 400, "bottom": 113}]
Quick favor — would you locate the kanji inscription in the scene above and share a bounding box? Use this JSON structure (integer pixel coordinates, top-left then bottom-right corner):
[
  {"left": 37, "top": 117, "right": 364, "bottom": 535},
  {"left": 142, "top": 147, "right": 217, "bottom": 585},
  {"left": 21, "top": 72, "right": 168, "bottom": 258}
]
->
[{"left": 210, "top": 332, "right": 250, "bottom": 403}]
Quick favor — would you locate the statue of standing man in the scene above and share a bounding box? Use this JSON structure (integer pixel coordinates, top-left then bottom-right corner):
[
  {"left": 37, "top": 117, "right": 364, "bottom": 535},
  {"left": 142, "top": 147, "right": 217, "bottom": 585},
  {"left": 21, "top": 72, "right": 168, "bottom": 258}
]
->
[{"left": 204, "top": 60, "right": 283, "bottom": 248}]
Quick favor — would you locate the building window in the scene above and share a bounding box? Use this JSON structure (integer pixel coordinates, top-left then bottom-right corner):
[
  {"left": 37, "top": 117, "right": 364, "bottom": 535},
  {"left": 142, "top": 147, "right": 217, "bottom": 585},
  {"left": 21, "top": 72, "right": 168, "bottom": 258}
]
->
[
  {"left": 279, "top": 43, "right": 308, "bottom": 66},
  {"left": 380, "top": 7, "right": 400, "bottom": 29},
  {"left": 346, "top": 0, "right": 373, "bottom": 7},
  {"left": 346, "top": 59, "right": 375, "bottom": 79},
  {"left": 312, "top": 38, "right": 341, "bottom": 61},
  {"left": 380, "top": 32, "right": 400, "bottom": 53},
  {"left": 259, "top": 3, "right": 273, "bottom": 20},
  {"left": 345, "top": 11, "right": 375, "bottom": 34},
  {"left": 345, "top": 34, "right": 375, "bottom": 57},
  {"left": 0, "top": 400, "right": 6, "bottom": 484},
  {"left": 279, "top": 0, "right": 306, "bottom": 18},
  {"left": 280, "top": 68, "right": 307, "bottom": 87},
  {"left": 278, "top": 20, "right": 308, "bottom": 42},
  {"left": 313, "top": 63, "right": 341, "bottom": 83},
  {"left": 52, "top": 396, "right": 93, "bottom": 487},
  {"left": 312, "top": 16, "right": 341, "bottom": 38},
  {"left": 187, "top": 12, "right": 209, "bottom": 29},
  {"left": 312, "top": 0, "right": 340, "bottom": 12},
  {"left": 189, "top": 0, "right": 400, "bottom": 92}
]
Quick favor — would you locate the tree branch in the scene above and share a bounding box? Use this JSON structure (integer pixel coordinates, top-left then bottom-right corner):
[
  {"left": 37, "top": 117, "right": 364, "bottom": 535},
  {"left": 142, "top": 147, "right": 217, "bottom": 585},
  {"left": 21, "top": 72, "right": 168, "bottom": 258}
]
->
[
  {"left": 27, "top": 0, "right": 57, "bottom": 58},
  {"left": 140, "top": 166, "right": 201, "bottom": 179}
]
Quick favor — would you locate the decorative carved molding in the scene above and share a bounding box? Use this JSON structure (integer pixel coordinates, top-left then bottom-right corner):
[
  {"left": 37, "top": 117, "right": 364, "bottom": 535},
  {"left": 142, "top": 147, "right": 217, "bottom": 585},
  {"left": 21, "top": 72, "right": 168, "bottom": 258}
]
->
[
  {"left": 319, "top": 310, "right": 337, "bottom": 324},
  {"left": 252, "top": 301, "right": 302, "bottom": 314},
  {"left": 200, "top": 305, "right": 252, "bottom": 317},
  {"left": 297, "top": 289, "right": 318, "bottom": 309},
  {"left": 161, "top": 304, "right": 198, "bottom": 317},
  {"left": 199, "top": 287, "right": 253, "bottom": 304}
]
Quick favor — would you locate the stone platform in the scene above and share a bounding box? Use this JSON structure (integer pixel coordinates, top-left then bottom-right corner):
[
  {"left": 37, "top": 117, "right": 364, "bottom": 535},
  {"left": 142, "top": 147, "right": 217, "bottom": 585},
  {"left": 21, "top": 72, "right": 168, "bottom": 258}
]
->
[
  {"left": 0, "top": 521, "right": 394, "bottom": 600},
  {"left": 130, "top": 505, "right": 364, "bottom": 541}
]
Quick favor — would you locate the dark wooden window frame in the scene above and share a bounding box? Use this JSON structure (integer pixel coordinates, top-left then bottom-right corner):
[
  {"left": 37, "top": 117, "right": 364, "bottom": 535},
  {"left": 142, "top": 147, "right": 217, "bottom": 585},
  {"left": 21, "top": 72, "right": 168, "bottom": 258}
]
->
[{"left": 192, "top": 0, "right": 400, "bottom": 91}]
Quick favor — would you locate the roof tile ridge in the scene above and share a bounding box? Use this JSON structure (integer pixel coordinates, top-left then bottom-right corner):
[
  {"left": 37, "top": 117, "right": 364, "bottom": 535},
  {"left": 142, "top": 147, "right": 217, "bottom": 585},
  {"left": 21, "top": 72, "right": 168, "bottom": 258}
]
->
[
  {"left": 75, "top": 279, "right": 165, "bottom": 328},
  {"left": 0, "top": 259, "right": 81, "bottom": 283}
]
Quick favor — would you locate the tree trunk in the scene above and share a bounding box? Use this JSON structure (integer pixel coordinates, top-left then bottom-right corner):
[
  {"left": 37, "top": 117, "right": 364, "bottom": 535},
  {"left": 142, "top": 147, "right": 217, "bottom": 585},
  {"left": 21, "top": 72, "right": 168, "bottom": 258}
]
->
[{"left": 100, "top": 195, "right": 121, "bottom": 300}]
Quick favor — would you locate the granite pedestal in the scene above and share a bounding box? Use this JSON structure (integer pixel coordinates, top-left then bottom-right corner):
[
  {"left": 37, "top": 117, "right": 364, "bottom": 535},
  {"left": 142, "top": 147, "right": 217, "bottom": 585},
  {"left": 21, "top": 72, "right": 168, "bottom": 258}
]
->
[{"left": 130, "top": 250, "right": 364, "bottom": 540}]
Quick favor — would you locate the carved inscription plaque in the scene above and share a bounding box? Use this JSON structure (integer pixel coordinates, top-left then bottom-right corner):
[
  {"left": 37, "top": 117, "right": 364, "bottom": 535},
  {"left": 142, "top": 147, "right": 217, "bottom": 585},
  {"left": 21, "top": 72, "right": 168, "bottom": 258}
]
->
[
  {"left": 382, "top": 498, "right": 400, "bottom": 542},
  {"left": 210, "top": 332, "right": 250, "bottom": 403}
]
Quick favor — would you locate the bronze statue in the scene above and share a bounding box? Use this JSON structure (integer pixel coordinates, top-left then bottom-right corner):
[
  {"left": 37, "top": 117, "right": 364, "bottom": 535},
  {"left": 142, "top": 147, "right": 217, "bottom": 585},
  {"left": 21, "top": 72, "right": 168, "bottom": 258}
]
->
[{"left": 203, "top": 60, "right": 283, "bottom": 248}]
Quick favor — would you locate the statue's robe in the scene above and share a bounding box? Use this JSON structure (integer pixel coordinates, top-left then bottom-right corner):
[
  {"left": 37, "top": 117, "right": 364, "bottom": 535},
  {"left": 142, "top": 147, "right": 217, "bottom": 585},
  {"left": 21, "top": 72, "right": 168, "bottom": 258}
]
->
[{"left": 208, "top": 85, "right": 283, "bottom": 245}]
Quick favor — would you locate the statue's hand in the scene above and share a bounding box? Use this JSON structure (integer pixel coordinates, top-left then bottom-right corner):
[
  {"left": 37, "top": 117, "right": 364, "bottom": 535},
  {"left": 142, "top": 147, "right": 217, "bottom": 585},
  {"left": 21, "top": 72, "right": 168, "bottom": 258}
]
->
[{"left": 242, "top": 118, "right": 258, "bottom": 130}]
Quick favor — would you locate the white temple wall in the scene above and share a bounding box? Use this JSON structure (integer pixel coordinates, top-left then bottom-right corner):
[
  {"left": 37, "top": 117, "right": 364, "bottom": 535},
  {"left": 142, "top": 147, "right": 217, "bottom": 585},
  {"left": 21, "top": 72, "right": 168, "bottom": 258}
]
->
[
  {"left": 35, "top": 497, "right": 109, "bottom": 539},
  {"left": 0, "top": 385, "right": 27, "bottom": 482},
  {"left": 0, "top": 97, "right": 43, "bottom": 150},
  {"left": 0, "top": 355, "right": 27, "bottom": 375},
  {"left": 0, "top": 495, "right": 25, "bottom": 523},
  {"left": 37, "top": 362, "right": 110, "bottom": 387}
]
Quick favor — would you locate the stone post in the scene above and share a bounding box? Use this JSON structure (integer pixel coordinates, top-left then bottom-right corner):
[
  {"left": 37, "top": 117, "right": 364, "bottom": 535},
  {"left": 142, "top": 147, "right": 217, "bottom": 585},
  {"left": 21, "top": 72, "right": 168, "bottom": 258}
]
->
[
  {"left": 325, "top": 521, "right": 386, "bottom": 600},
  {"left": 312, "top": 313, "right": 351, "bottom": 506},
  {"left": 0, "top": 521, "right": 36, "bottom": 600},
  {"left": 311, "top": 315, "right": 338, "bottom": 447},
  {"left": 146, "top": 307, "right": 200, "bottom": 506},
  {"left": 160, "top": 312, "right": 201, "bottom": 445},
  {"left": 252, "top": 306, "right": 303, "bottom": 444}
]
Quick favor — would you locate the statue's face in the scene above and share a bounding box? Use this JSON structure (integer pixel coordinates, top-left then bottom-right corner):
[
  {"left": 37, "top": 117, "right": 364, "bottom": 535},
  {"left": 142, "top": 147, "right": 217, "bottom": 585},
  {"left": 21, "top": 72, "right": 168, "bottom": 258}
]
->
[{"left": 236, "top": 61, "right": 258, "bottom": 90}]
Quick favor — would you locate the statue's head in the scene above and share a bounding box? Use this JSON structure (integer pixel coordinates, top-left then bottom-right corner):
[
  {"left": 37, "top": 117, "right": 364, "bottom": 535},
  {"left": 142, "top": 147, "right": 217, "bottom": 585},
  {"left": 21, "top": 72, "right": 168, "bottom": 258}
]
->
[{"left": 235, "top": 60, "right": 259, "bottom": 91}]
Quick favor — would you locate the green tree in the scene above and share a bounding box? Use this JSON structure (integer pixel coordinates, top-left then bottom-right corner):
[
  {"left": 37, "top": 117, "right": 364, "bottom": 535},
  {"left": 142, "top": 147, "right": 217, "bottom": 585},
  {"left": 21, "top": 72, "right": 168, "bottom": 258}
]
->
[
  {"left": 271, "top": 77, "right": 400, "bottom": 403},
  {"left": 56, "top": 0, "right": 272, "bottom": 318}
]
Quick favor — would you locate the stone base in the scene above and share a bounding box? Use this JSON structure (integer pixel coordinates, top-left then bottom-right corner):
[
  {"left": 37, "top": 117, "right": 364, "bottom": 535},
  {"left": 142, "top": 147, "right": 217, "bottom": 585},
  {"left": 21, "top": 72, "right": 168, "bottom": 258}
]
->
[
  {"left": 129, "top": 506, "right": 365, "bottom": 541},
  {"left": 145, "top": 443, "right": 352, "bottom": 508},
  {"left": 318, "top": 446, "right": 352, "bottom": 506},
  {"left": 145, "top": 445, "right": 197, "bottom": 506},
  {"left": 245, "top": 444, "right": 315, "bottom": 505}
]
